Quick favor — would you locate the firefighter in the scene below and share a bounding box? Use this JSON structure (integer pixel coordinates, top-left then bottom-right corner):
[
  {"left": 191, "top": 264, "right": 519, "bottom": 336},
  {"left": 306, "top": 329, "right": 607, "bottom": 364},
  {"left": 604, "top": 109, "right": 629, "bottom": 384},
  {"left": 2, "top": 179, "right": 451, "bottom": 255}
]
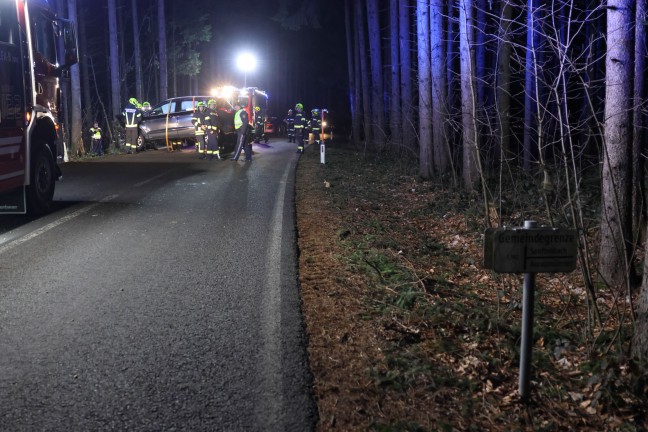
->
[
  {"left": 123, "top": 97, "right": 141, "bottom": 154},
  {"left": 205, "top": 99, "right": 222, "bottom": 160},
  {"left": 309, "top": 108, "right": 322, "bottom": 145},
  {"left": 231, "top": 104, "right": 252, "bottom": 162},
  {"left": 252, "top": 106, "right": 267, "bottom": 144},
  {"left": 294, "top": 103, "right": 307, "bottom": 153},
  {"left": 191, "top": 101, "right": 209, "bottom": 159},
  {"left": 141, "top": 101, "right": 151, "bottom": 113},
  {"left": 90, "top": 121, "right": 103, "bottom": 156},
  {"left": 284, "top": 109, "right": 295, "bottom": 143}
]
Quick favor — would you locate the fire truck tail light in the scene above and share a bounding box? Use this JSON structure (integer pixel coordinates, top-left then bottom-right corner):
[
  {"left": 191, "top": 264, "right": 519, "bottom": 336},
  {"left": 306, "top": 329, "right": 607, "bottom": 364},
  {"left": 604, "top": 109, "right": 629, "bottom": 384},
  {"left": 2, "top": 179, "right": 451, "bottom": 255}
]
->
[{"left": 25, "top": 111, "right": 31, "bottom": 124}]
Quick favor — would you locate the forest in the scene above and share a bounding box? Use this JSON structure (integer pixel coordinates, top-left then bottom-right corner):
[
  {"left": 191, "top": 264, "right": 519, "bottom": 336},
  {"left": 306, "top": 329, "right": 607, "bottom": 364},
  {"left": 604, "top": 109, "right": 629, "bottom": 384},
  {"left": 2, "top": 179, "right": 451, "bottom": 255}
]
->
[
  {"left": 342, "top": 0, "right": 648, "bottom": 367},
  {"left": 54, "top": 0, "right": 648, "bottom": 415}
]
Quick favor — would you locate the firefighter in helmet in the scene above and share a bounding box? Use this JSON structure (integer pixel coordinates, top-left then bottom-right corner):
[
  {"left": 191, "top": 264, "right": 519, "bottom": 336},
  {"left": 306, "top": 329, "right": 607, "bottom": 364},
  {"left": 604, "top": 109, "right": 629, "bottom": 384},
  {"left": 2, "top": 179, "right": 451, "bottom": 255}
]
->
[
  {"left": 141, "top": 101, "right": 151, "bottom": 112},
  {"left": 123, "top": 97, "right": 142, "bottom": 154},
  {"left": 90, "top": 121, "right": 103, "bottom": 156},
  {"left": 205, "top": 99, "right": 222, "bottom": 160},
  {"left": 294, "top": 103, "right": 307, "bottom": 153},
  {"left": 309, "top": 108, "right": 322, "bottom": 146},
  {"left": 284, "top": 109, "right": 295, "bottom": 143},
  {"left": 191, "top": 101, "right": 210, "bottom": 159},
  {"left": 253, "top": 105, "right": 268, "bottom": 144}
]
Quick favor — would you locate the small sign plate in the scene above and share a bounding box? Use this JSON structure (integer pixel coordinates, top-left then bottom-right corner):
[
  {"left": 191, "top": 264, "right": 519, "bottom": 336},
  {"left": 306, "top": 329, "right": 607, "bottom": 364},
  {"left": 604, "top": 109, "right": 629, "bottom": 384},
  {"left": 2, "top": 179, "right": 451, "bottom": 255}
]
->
[
  {"left": 484, "top": 227, "right": 578, "bottom": 273},
  {"left": 0, "top": 186, "right": 26, "bottom": 214}
]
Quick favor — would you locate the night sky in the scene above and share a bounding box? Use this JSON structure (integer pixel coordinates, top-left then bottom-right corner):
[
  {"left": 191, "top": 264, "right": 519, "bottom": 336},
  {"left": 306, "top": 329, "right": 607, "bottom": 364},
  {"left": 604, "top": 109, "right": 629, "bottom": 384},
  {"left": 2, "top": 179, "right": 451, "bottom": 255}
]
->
[{"left": 78, "top": 0, "right": 349, "bottom": 127}]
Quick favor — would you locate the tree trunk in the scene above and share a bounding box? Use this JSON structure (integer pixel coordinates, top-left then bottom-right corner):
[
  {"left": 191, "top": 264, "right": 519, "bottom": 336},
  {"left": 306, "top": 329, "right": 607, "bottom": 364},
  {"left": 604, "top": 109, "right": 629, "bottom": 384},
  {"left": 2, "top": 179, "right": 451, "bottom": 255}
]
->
[
  {"left": 158, "top": 0, "right": 168, "bottom": 101},
  {"left": 599, "top": 0, "right": 633, "bottom": 289},
  {"left": 496, "top": 0, "right": 512, "bottom": 161},
  {"left": 430, "top": 0, "right": 448, "bottom": 173},
  {"left": 132, "top": 0, "right": 143, "bottom": 101},
  {"left": 632, "top": 0, "right": 647, "bottom": 239},
  {"left": 417, "top": 1, "right": 433, "bottom": 178},
  {"left": 67, "top": 0, "right": 82, "bottom": 155},
  {"left": 108, "top": 0, "right": 120, "bottom": 121},
  {"left": 366, "top": 0, "right": 385, "bottom": 149},
  {"left": 399, "top": 0, "right": 414, "bottom": 153},
  {"left": 345, "top": 0, "right": 361, "bottom": 146},
  {"left": 459, "top": 0, "right": 478, "bottom": 190},
  {"left": 78, "top": 11, "right": 92, "bottom": 129},
  {"left": 389, "top": 0, "right": 401, "bottom": 149},
  {"left": 522, "top": 0, "right": 539, "bottom": 171},
  {"left": 355, "top": 0, "right": 371, "bottom": 146}
]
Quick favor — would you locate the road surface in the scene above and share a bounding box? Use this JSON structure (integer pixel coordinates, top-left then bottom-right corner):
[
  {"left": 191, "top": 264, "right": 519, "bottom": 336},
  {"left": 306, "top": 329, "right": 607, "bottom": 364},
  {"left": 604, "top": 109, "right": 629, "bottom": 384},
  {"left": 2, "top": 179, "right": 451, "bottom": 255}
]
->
[{"left": 0, "top": 140, "right": 317, "bottom": 431}]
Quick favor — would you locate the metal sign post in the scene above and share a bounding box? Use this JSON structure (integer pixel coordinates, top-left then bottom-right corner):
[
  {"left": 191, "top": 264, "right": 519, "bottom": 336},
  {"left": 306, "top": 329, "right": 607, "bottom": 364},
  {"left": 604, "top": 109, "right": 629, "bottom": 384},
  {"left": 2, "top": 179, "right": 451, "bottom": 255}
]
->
[{"left": 483, "top": 220, "right": 577, "bottom": 401}]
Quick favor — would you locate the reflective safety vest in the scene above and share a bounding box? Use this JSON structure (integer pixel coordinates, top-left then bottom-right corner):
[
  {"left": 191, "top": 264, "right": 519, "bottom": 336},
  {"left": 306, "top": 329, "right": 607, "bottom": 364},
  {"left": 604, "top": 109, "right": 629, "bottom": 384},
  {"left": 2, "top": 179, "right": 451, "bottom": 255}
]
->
[
  {"left": 234, "top": 109, "right": 245, "bottom": 130},
  {"left": 90, "top": 127, "right": 102, "bottom": 140}
]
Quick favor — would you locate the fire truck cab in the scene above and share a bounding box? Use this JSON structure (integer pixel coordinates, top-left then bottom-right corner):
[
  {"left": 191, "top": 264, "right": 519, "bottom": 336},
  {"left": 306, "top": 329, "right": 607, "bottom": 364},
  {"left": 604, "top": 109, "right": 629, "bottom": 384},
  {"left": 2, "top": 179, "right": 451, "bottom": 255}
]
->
[{"left": 0, "top": 0, "right": 77, "bottom": 214}]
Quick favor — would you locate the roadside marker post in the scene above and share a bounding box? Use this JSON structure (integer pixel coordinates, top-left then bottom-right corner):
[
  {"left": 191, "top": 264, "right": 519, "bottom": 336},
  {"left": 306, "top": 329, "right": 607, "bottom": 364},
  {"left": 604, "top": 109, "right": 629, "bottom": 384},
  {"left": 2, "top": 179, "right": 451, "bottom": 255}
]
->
[
  {"left": 483, "top": 220, "right": 578, "bottom": 401},
  {"left": 320, "top": 141, "right": 325, "bottom": 164}
]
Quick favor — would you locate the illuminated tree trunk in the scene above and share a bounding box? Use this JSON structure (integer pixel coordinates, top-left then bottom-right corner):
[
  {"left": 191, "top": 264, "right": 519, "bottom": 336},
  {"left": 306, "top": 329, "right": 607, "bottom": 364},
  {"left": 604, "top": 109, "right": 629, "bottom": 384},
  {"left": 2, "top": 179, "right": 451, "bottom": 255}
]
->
[
  {"left": 459, "top": 0, "right": 478, "bottom": 190},
  {"left": 389, "top": 0, "right": 401, "bottom": 149},
  {"left": 599, "top": 0, "right": 633, "bottom": 289},
  {"left": 522, "top": 0, "right": 539, "bottom": 171},
  {"left": 355, "top": 0, "right": 371, "bottom": 145},
  {"left": 430, "top": 0, "right": 448, "bottom": 173},
  {"left": 632, "top": 0, "right": 647, "bottom": 235},
  {"left": 67, "top": 0, "right": 82, "bottom": 155},
  {"left": 496, "top": 0, "right": 512, "bottom": 160},
  {"left": 399, "top": 0, "right": 414, "bottom": 152},
  {"left": 417, "top": 2, "right": 433, "bottom": 178}
]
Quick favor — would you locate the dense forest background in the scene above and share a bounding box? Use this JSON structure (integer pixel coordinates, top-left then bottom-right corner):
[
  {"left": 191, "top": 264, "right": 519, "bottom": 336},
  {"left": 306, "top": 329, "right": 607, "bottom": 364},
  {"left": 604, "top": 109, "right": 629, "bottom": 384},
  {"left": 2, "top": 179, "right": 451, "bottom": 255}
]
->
[{"left": 54, "top": 0, "right": 648, "bottom": 367}]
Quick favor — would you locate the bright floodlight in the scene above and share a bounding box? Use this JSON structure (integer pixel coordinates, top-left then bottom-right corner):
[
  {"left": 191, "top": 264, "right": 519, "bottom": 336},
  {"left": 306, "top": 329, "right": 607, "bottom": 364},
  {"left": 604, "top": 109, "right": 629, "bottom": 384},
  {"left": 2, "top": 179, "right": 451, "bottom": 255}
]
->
[{"left": 236, "top": 52, "right": 257, "bottom": 73}]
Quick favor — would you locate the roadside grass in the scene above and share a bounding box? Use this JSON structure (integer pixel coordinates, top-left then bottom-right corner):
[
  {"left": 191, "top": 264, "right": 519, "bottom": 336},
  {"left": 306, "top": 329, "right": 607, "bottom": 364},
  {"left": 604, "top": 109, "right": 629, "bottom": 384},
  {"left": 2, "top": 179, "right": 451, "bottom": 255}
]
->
[{"left": 295, "top": 143, "right": 647, "bottom": 431}]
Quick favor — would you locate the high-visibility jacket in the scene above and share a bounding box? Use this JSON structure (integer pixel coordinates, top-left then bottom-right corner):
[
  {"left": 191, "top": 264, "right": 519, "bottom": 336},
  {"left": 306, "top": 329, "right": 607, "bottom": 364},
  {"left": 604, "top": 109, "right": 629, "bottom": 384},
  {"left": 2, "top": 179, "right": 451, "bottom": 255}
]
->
[
  {"left": 235, "top": 109, "right": 249, "bottom": 131},
  {"left": 294, "top": 112, "right": 306, "bottom": 129},
  {"left": 90, "top": 127, "right": 102, "bottom": 140},
  {"left": 123, "top": 102, "right": 141, "bottom": 127},
  {"left": 192, "top": 107, "right": 210, "bottom": 136}
]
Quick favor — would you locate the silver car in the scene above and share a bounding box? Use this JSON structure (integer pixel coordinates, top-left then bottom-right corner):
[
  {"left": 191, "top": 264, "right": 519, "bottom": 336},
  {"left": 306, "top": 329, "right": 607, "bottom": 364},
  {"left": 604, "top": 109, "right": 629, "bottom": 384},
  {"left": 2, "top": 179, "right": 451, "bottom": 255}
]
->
[{"left": 138, "top": 96, "right": 211, "bottom": 149}]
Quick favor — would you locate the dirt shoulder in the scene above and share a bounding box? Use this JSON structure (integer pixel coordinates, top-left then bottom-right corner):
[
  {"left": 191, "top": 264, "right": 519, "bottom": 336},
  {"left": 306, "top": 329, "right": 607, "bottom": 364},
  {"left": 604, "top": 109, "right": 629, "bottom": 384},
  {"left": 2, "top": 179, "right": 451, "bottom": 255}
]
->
[{"left": 295, "top": 143, "right": 646, "bottom": 431}]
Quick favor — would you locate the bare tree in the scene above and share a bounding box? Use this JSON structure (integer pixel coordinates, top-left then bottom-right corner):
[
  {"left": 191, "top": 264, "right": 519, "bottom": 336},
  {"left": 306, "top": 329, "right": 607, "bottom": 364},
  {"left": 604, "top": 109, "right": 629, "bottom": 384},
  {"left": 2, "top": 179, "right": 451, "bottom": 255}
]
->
[
  {"left": 67, "top": 0, "right": 82, "bottom": 155},
  {"left": 355, "top": 0, "right": 371, "bottom": 146},
  {"left": 598, "top": 0, "right": 633, "bottom": 289},
  {"left": 345, "top": 0, "right": 361, "bottom": 145}
]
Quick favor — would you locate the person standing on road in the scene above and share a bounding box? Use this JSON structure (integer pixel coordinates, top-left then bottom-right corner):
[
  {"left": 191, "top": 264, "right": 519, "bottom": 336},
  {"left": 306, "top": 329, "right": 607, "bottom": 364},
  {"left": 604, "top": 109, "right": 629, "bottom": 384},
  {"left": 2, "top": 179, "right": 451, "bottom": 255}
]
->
[
  {"left": 123, "top": 97, "right": 141, "bottom": 154},
  {"left": 294, "top": 103, "right": 306, "bottom": 153},
  {"left": 231, "top": 104, "right": 252, "bottom": 162},
  {"left": 205, "top": 99, "right": 222, "bottom": 160},
  {"left": 192, "top": 101, "right": 209, "bottom": 159},
  {"left": 90, "top": 122, "right": 103, "bottom": 156},
  {"left": 284, "top": 109, "right": 295, "bottom": 143},
  {"left": 309, "top": 108, "right": 322, "bottom": 146}
]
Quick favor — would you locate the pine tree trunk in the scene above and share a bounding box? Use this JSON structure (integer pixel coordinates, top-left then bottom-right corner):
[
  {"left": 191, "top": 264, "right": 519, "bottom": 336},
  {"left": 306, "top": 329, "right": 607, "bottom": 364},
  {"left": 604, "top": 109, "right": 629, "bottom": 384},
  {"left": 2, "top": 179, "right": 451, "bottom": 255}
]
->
[
  {"left": 345, "top": 0, "right": 361, "bottom": 145},
  {"left": 522, "top": 0, "right": 539, "bottom": 171},
  {"left": 132, "top": 0, "right": 143, "bottom": 101},
  {"left": 632, "top": 0, "right": 646, "bottom": 237},
  {"left": 389, "top": 0, "right": 401, "bottom": 149},
  {"left": 158, "top": 0, "right": 168, "bottom": 101},
  {"left": 459, "top": 0, "right": 477, "bottom": 190},
  {"left": 599, "top": 0, "right": 633, "bottom": 289},
  {"left": 108, "top": 0, "right": 121, "bottom": 121},
  {"left": 430, "top": 0, "right": 448, "bottom": 173},
  {"left": 399, "top": 0, "right": 414, "bottom": 153},
  {"left": 355, "top": 0, "right": 371, "bottom": 146},
  {"left": 417, "top": 2, "right": 433, "bottom": 178},
  {"left": 496, "top": 0, "right": 512, "bottom": 161},
  {"left": 366, "top": 0, "right": 385, "bottom": 149},
  {"left": 67, "top": 0, "right": 82, "bottom": 155}
]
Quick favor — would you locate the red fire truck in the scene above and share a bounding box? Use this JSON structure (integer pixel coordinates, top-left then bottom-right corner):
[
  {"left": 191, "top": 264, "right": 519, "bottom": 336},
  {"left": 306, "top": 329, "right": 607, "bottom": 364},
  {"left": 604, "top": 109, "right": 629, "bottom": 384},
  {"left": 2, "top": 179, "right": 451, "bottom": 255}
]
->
[{"left": 0, "top": 0, "right": 77, "bottom": 214}]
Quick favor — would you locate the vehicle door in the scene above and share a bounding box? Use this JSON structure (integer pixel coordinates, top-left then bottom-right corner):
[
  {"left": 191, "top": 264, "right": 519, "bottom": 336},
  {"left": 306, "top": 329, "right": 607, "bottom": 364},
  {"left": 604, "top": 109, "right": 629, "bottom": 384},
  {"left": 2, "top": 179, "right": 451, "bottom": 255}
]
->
[
  {"left": 174, "top": 98, "right": 209, "bottom": 140},
  {"left": 141, "top": 100, "right": 178, "bottom": 141}
]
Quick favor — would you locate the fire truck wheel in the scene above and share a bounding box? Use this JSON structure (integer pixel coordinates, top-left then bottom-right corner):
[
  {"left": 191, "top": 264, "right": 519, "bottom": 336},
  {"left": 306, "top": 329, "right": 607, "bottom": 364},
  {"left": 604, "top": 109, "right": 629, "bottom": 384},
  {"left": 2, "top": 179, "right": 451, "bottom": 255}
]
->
[{"left": 27, "top": 145, "right": 55, "bottom": 215}]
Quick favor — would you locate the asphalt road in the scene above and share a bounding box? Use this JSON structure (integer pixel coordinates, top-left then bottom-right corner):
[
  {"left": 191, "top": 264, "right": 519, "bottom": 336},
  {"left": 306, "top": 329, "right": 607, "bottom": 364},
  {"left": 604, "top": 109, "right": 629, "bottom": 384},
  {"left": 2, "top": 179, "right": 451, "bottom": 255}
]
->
[{"left": 0, "top": 140, "right": 317, "bottom": 431}]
